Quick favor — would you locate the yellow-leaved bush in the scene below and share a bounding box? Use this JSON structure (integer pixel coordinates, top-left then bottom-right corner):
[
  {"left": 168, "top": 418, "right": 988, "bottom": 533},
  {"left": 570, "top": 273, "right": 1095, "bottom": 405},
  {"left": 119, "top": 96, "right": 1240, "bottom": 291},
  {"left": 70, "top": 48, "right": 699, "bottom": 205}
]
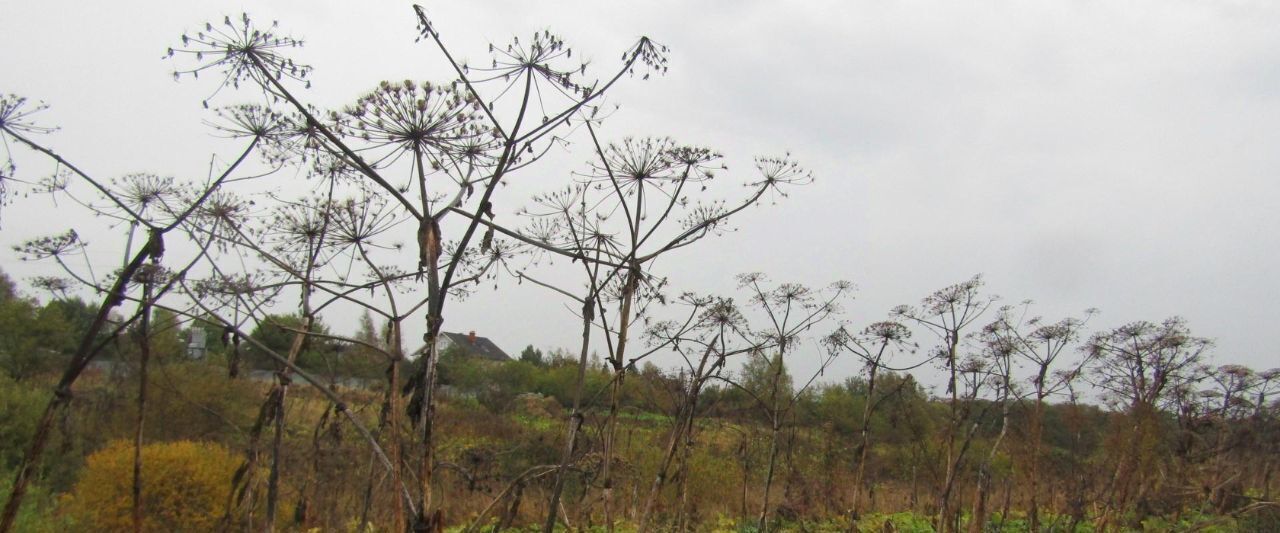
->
[{"left": 62, "top": 440, "right": 238, "bottom": 532}]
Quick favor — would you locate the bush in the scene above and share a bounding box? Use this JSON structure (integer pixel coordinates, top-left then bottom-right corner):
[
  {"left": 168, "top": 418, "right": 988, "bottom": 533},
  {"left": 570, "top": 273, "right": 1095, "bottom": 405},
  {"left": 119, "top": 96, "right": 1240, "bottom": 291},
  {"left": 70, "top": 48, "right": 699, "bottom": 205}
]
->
[
  {"left": 0, "top": 374, "right": 47, "bottom": 470},
  {"left": 62, "top": 440, "right": 239, "bottom": 532},
  {"left": 0, "top": 469, "right": 70, "bottom": 533}
]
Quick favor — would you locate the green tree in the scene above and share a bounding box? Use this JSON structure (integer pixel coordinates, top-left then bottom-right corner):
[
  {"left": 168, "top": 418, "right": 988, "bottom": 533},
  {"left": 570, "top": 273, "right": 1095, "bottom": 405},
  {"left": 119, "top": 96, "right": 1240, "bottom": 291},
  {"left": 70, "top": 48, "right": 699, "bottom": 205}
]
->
[
  {"left": 39, "top": 298, "right": 97, "bottom": 354},
  {"left": 738, "top": 351, "right": 793, "bottom": 415},
  {"left": 0, "top": 272, "right": 71, "bottom": 381},
  {"left": 337, "top": 311, "right": 387, "bottom": 380},
  {"left": 519, "top": 345, "right": 545, "bottom": 367},
  {"left": 127, "top": 308, "right": 185, "bottom": 361},
  {"left": 244, "top": 313, "right": 336, "bottom": 373},
  {"left": 435, "top": 344, "right": 473, "bottom": 388}
]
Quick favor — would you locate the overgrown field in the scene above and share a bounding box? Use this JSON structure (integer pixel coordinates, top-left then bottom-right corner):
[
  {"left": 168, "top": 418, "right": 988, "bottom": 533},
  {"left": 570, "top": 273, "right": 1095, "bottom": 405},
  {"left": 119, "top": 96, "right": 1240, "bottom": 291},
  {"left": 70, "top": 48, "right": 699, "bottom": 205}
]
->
[{"left": 3, "top": 350, "right": 1275, "bottom": 531}]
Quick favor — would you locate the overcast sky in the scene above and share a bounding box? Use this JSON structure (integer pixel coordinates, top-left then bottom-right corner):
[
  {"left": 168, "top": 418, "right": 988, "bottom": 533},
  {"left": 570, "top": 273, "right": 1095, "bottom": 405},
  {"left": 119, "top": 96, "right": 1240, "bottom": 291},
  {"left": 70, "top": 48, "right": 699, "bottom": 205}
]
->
[{"left": 3, "top": 1, "right": 1278, "bottom": 392}]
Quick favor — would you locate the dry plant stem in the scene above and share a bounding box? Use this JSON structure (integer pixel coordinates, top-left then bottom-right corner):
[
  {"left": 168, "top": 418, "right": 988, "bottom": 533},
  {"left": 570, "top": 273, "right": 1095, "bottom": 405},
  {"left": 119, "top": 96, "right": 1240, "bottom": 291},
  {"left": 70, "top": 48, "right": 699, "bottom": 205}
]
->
[
  {"left": 264, "top": 313, "right": 313, "bottom": 530},
  {"left": 852, "top": 361, "right": 880, "bottom": 517},
  {"left": 757, "top": 402, "right": 782, "bottom": 532},
  {"left": 540, "top": 208, "right": 610, "bottom": 533},
  {"left": 674, "top": 413, "right": 696, "bottom": 532},
  {"left": 970, "top": 373, "right": 1010, "bottom": 532},
  {"left": 602, "top": 272, "right": 638, "bottom": 533},
  {"left": 417, "top": 262, "right": 443, "bottom": 524},
  {"left": 542, "top": 293, "right": 596, "bottom": 533},
  {"left": 132, "top": 280, "right": 154, "bottom": 533},
  {"left": 1030, "top": 384, "right": 1046, "bottom": 531},
  {"left": 637, "top": 341, "right": 716, "bottom": 532},
  {"left": 939, "top": 333, "right": 961, "bottom": 533},
  {"left": 358, "top": 451, "right": 377, "bottom": 530},
  {"left": 758, "top": 354, "right": 787, "bottom": 529},
  {"left": 263, "top": 270, "right": 324, "bottom": 529},
  {"left": 941, "top": 395, "right": 981, "bottom": 533},
  {"left": 389, "top": 321, "right": 407, "bottom": 533}
]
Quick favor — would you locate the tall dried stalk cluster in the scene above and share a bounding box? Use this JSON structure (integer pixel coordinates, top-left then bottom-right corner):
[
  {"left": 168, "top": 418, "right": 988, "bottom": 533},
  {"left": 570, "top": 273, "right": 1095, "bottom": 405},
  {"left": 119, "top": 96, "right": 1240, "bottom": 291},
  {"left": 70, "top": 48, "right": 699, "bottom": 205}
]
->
[{"left": 1, "top": 8, "right": 1277, "bottom": 533}]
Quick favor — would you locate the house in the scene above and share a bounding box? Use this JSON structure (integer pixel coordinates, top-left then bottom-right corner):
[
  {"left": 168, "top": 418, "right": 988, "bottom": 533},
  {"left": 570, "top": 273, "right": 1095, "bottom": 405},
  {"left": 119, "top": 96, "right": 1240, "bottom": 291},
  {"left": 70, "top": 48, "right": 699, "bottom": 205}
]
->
[{"left": 437, "top": 331, "right": 512, "bottom": 362}]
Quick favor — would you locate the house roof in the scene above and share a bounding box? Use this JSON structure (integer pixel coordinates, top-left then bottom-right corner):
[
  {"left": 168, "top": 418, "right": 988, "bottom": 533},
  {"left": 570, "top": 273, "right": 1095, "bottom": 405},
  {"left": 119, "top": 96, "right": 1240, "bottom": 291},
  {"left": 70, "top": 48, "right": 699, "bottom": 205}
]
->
[{"left": 439, "top": 331, "right": 512, "bottom": 362}]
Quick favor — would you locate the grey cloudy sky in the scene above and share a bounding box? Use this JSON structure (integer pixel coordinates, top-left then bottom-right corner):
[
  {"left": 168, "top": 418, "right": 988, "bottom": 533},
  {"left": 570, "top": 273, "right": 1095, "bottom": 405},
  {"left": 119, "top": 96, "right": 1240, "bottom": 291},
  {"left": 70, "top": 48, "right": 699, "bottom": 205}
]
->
[{"left": 3, "top": 1, "right": 1278, "bottom": 390}]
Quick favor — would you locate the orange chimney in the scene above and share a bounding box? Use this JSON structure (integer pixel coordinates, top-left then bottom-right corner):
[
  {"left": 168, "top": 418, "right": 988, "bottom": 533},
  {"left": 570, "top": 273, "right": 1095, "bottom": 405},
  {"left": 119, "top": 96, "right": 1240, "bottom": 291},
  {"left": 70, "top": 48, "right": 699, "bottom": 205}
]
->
[{"left": 468, "top": 330, "right": 477, "bottom": 343}]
